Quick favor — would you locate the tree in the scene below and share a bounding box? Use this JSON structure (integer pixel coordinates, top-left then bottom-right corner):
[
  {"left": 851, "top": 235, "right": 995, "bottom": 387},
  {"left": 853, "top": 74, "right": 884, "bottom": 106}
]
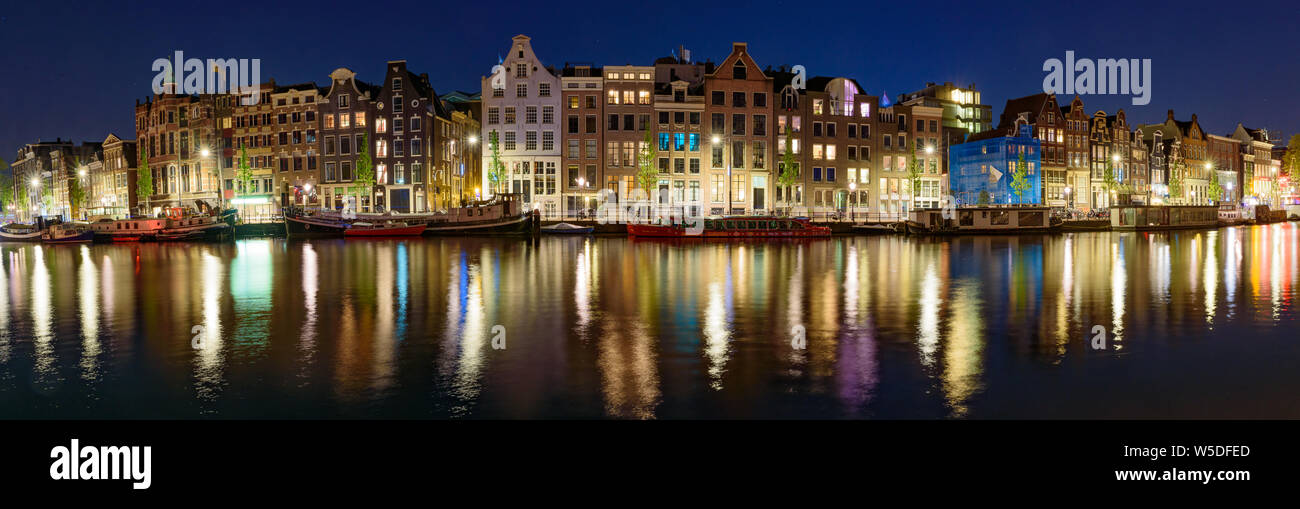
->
[
  {"left": 1102, "top": 159, "right": 1119, "bottom": 206},
  {"left": 1208, "top": 174, "right": 1223, "bottom": 203},
  {"left": 352, "top": 133, "right": 376, "bottom": 209},
  {"left": 1010, "top": 152, "right": 1032, "bottom": 205},
  {"left": 636, "top": 129, "right": 659, "bottom": 200},
  {"left": 778, "top": 133, "right": 799, "bottom": 214},
  {"left": 486, "top": 131, "right": 505, "bottom": 195},
  {"left": 977, "top": 190, "right": 991, "bottom": 205},
  {"left": 0, "top": 162, "right": 12, "bottom": 213},
  {"left": 41, "top": 184, "right": 53, "bottom": 212},
  {"left": 235, "top": 145, "right": 255, "bottom": 195},
  {"left": 68, "top": 171, "right": 87, "bottom": 219},
  {"left": 138, "top": 155, "right": 154, "bottom": 214},
  {"left": 1286, "top": 134, "right": 1300, "bottom": 182},
  {"left": 1168, "top": 158, "right": 1184, "bottom": 203},
  {"left": 905, "top": 141, "right": 923, "bottom": 205}
]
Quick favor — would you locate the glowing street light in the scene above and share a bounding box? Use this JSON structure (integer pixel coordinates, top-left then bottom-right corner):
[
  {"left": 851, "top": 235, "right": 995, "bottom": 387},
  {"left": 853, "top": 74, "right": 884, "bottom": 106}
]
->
[
  {"left": 201, "top": 148, "right": 211, "bottom": 158},
  {"left": 468, "top": 135, "right": 478, "bottom": 144},
  {"left": 925, "top": 145, "right": 935, "bottom": 155}
]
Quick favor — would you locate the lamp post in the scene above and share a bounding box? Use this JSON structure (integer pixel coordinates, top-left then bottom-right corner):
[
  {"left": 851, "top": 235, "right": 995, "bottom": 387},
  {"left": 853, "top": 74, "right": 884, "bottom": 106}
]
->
[
  {"left": 1065, "top": 185, "right": 1073, "bottom": 214},
  {"left": 925, "top": 145, "right": 935, "bottom": 210},
  {"left": 1204, "top": 161, "right": 1213, "bottom": 205},
  {"left": 849, "top": 181, "right": 857, "bottom": 221},
  {"left": 576, "top": 176, "right": 586, "bottom": 218}
]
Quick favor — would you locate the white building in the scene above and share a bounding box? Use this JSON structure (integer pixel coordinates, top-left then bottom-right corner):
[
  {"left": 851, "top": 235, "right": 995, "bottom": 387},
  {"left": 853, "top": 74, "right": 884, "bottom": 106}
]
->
[{"left": 481, "top": 35, "right": 562, "bottom": 217}]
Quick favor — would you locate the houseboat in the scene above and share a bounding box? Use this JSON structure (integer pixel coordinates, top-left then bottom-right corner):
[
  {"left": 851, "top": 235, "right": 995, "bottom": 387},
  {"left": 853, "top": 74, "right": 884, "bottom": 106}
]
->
[
  {"left": 157, "top": 208, "right": 232, "bottom": 241},
  {"left": 90, "top": 217, "right": 168, "bottom": 242},
  {"left": 420, "top": 194, "right": 533, "bottom": 235},
  {"left": 1109, "top": 205, "right": 1220, "bottom": 231},
  {"left": 905, "top": 206, "right": 1059, "bottom": 235},
  {"left": 42, "top": 223, "right": 95, "bottom": 244},
  {"left": 1218, "top": 205, "right": 1249, "bottom": 226},
  {"left": 627, "top": 216, "right": 831, "bottom": 238},
  {"left": 286, "top": 193, "right": 533, "bottom": 238}
]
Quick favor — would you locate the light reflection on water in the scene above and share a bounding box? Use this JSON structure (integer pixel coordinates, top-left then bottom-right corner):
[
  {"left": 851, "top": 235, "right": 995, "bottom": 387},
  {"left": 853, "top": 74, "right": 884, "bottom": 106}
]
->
[{"left": 0, "top": 223, "right": 1298, "bottom": 419}]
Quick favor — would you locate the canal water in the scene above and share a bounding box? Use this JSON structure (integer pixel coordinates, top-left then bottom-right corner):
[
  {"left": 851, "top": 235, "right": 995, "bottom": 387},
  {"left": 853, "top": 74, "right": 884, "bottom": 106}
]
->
[{"left": 1, "top": 224, "right": 1297, "bottom": 419}]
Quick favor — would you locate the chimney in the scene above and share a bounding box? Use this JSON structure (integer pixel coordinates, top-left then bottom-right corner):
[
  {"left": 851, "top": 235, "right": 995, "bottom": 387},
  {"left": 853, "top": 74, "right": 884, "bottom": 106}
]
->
[{"left": 1167, "top": 109, "right": 1175, "bottom": 121}]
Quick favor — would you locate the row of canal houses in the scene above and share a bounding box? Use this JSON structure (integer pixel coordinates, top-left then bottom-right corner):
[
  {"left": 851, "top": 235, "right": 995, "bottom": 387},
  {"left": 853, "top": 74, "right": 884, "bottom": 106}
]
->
[
  {"left": 4, "top": 35, "right": 1293, "bottom": 223},
  {"left": 952, "top": 94, "right": 1288, "bottom": 210}
]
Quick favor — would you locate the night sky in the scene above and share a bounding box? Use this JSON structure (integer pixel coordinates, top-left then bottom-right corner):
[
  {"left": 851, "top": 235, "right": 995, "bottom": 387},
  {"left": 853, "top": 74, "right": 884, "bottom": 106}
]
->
[{"left": 1, "top": 0, "right": 1296, "bottom": 161}]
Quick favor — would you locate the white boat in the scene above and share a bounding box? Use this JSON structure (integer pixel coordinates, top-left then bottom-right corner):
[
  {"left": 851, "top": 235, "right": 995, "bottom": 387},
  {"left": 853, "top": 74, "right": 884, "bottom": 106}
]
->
[
  {"left": 540, "top": 222, "right": 594, "bottom": 234},
  {"left": 0, "top": 224, "right": 43, "bottom": 242}
]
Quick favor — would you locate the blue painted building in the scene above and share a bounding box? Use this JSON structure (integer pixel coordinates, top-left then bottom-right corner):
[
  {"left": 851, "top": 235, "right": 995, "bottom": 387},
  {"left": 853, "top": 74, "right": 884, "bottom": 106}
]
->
[{"left": 949, "top": 123, "right": 1043, "bottom": 205}]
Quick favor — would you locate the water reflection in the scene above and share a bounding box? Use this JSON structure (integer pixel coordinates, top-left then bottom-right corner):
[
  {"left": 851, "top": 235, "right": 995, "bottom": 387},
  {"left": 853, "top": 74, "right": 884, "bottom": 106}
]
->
[
  {"left": 78, "top": 247, "right": 100, "bottom": 381},
  {"left": 0, "top": 223, "right": 1298, "bottom": 419}
]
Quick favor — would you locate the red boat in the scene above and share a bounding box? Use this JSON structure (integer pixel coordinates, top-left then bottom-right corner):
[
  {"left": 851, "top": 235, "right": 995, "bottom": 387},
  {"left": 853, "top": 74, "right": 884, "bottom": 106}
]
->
[
  {"left": 343, "top": 221, "right": 428, "bottom": 237},
  {"left": 627, "top": 216, "right": 831, "bottom": 238}
]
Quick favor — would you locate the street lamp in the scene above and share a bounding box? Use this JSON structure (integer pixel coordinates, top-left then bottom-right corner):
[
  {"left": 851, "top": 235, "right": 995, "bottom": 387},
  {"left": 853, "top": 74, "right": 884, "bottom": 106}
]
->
[
  {"left": 849, "top": 181, "right": 857, "bottom": 221},
  {"left": 1064, "top": 186, "right": 1073, "bottom": 212}
]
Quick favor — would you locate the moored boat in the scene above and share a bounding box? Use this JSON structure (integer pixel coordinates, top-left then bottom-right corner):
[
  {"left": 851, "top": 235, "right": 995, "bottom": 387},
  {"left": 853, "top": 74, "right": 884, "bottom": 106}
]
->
[
  {"left": 420, "top": 193, "right": 534, "bottom": 235},
  {"left": 42, "top": 223, "right": 95, "bottom": 244},
  {"left": 89, "top": 217, "right": 168, "bottom": 242},
  {"left": 1110, "top": 205, "right": 1219, "bottom": 231},
  {"left": 0, "top": 223, "right": 44, "bottom": 242},
  {"left": 285, "top": 213, "right": 349, "bottom": 238},
  {"left": 157, "top": 208, "right": 232, "bottom": 241},
  {"left": 344, "top": 221, "right": 427, "bottom": 237},
  {"left": 906, "top": 206, "right": 1060, "bottom": 235},
  {"left": 628, "top": 216, "right": 831, "bottom": 238}
]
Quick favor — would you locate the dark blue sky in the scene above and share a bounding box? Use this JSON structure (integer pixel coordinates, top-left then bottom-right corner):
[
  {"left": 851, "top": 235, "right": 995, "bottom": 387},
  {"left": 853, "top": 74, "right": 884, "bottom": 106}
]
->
[{"left": 2, "top": 0, "right": 1297, "bottom": 161}]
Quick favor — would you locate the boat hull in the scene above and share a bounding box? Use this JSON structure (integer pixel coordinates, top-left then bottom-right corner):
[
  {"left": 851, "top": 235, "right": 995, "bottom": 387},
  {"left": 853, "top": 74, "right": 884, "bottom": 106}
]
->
[
  {"left": 158, "top": 224, "right": 232, "bottom": 241},
  {"left": 422, "top": 214, "right": 533, "bottom": 235},
  {"left": 0, "top": 231, "right": 43, "bottom": 242},
  {"left": 345, "top": 224, "right": 428, "bottom": 237},
  {"left": 42, "top": 231, "right": 96, "bottom": 244},
  {"left": 285, "top": 216, "right": 348, "bottom": 238},
  {"left": 628, "top": 218, "right": 831, "bottom": 238}
]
